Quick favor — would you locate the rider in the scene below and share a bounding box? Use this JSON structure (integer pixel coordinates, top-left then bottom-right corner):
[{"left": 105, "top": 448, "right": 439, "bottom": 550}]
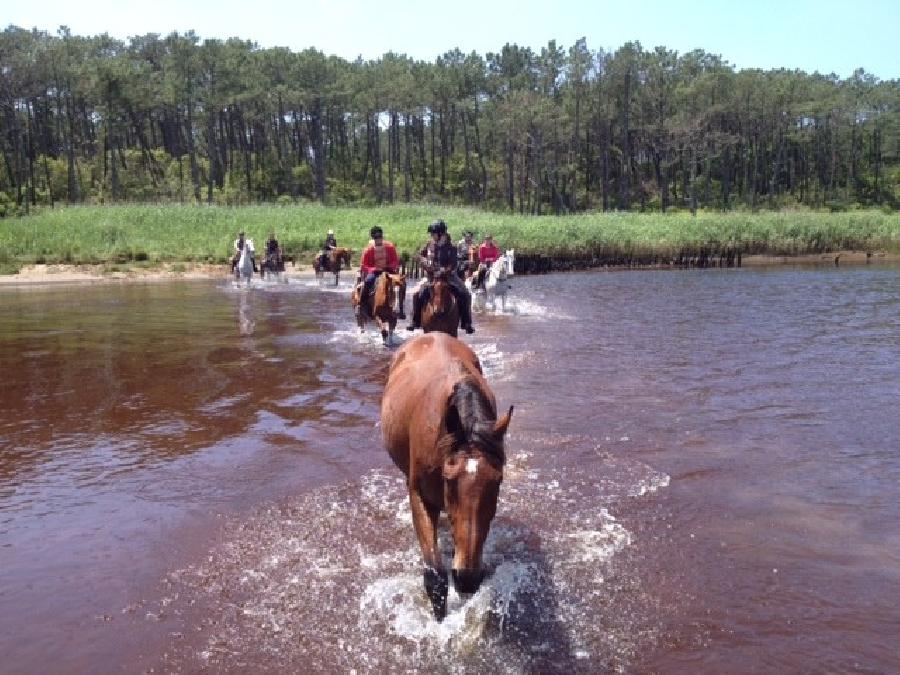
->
[
  {"left": 318, "top": 229, "right": 338, "bottom": 269},
  {"left": 456, "top": 230, "right": 476, "bottom": 279},
  {"left": 407, "top": 219, "right": 474, "bottom": 334},
  {"left": 231, "top": 231, "right": 256, "bottom": 272},
  {"left": 265, "top": 231, "right": 282, "bottom": 270},
  {"left": 473, "top": 233, "right": 501, "bottom": 290},
  {"left": 358, "top": 225, "right": 400, "bottom": 317}
]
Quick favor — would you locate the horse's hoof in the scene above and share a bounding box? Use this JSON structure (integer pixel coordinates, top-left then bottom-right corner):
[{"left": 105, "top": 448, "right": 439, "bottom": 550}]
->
[{"left": 451, "top": 568, "right": 484, "bottom": 594}]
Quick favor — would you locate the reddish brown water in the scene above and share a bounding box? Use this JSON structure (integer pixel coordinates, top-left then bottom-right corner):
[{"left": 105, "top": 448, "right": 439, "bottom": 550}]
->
[{"left": 1, "top": 268, "right": 898, "bottom": 673}]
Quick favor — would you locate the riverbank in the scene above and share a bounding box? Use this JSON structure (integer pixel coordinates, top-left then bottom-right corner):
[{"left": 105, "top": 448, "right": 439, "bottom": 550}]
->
[
  {"left": 1, "top": 205, "right": 898, "bottom": 277},
  {"left": 2, "top": 249, "right": 897, "bottom": 286}
]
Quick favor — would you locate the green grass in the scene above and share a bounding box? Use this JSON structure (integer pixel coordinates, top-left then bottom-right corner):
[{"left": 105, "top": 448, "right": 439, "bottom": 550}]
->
[{"left": 1, "top": 203, "right": 898, "bottom": 271}]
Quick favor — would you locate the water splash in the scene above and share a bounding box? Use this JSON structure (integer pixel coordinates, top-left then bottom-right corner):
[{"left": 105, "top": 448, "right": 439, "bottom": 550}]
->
[{"left": 152, "top": 449, "right": 667, "bottom": 672}]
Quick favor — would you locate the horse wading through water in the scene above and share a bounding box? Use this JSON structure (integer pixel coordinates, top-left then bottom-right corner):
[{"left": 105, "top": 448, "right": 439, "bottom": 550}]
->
[
  {"left": 234, "top": 241, "right": 254, "bottom": 286},
  {"left": 381, "top": 332, "right": 513, "bottom": 620},
  {"left": 314, "top": 247, "right": 352, "bottom": 286},
  {"left": 470, "top": 250, "right": 515, "bottom": 311},
  {"left": 421, "top": 271, "right": 460, "bottom": 337},
  {"left": 351, "top": 272, "right": 406, "bottom": 344},
  {"left": 260, "top": 251, "right": 286, "bottom": 281}
]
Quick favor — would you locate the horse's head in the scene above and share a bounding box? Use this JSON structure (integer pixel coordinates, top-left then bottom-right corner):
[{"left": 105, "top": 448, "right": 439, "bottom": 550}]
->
[
  {"left": 430, "top": 273, "right": 454, "bottom": 313},
  {"left": 339, "top": 248, "right": 352, "bottom": 268},
  {"left": 441, "top": 385, "right": 514, "bottom": 593},
  {"left": 490, "top": 257, "right": 508, "bottom": 282},
  {"left": 375, "top": 272, "right": 403, "bottom": 309},
  {"left": 504, "top": 249, "right": 515, "bottom": 276}
]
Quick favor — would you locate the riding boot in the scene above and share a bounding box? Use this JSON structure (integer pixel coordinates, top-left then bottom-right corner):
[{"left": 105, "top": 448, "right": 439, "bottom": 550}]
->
[
  {"left": 406, "top": 293, "right": 422, "bottom": 330},
  {"left": 361, "top": 281, "right": 374, "bottom": 318},
  {"left": 459, "top": 292, "right": 475, "bottom": 334}
]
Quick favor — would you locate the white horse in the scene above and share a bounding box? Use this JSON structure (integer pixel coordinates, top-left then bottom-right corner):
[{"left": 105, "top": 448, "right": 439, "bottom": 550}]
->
[
  {"left": 234, "top": 239, "right": 255, "bottom": 287},
  {"left": 469, "top": 249, "right": 515, "bottom": 311}
]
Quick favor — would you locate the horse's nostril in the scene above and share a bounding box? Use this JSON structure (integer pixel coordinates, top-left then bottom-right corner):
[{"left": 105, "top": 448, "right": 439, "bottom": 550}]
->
[{"left": 451, "top": 568, "right": 483, "bottom": 594}]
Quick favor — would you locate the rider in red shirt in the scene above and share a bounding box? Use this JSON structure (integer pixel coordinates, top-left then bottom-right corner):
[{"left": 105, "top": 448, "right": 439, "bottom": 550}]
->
[
  {"left": 359, "top": 225, "right": 401, "bottom": 315},
  {"left": 473, "top": 234, "right": 500, "bottom": 289},
  {"left": 478, "top": 234, "right": 500, "bottom": 266}
]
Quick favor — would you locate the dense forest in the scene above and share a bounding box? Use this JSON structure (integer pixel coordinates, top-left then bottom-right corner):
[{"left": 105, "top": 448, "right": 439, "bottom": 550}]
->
[{"left": 1, "top": 26, "right": 898, "bottom": 216}]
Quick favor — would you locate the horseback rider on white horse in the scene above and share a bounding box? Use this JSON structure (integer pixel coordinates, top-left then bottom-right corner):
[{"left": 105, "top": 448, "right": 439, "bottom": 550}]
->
[
  {"left": 233, "top": 232, "right": 255, "bottom": 285},
  {"left": 472, "top": 234, "right": 500, "bottom": 290},
  {"left": 231, "top": 231, "right": 256, "bottom": 274}
]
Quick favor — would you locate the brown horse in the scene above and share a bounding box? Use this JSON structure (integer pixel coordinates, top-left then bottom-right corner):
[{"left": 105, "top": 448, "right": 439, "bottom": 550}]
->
[
  {"left": 420, "top": 272, "right": 460, "bottom": 337},
  {"left": 313, "top": 247, "right": 352, "bottom": 286},
  {"left": 381, "top": 332, "right": 513, "bottom": 620},
  {"left": 351, "top": 272, "right": 406, "bottom": 344}
]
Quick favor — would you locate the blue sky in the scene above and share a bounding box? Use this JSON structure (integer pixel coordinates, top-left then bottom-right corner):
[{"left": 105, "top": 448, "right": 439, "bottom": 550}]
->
[{"left": 6, "top": 0, "right": 899, "bottom": 79}]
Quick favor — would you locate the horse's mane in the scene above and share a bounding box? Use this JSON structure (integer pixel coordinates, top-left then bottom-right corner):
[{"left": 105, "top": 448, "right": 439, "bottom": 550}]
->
[{"left": 438, "top": 376, "right": 504, "bottom": 464}]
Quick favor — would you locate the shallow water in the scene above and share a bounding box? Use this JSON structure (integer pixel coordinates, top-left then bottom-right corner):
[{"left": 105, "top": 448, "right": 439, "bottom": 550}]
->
[{"left": 1, "top": 267, "right": 898, "bottom": 672}]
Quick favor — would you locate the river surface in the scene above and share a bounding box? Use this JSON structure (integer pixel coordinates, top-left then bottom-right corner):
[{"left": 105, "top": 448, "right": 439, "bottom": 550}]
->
[{"left": 1, "top": 267, "right": 898, "bottom": 673}]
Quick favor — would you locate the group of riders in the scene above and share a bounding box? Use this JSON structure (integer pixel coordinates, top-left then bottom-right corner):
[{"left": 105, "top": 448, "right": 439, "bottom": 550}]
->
[
  {"left": 358, "top": 220, "right": 502, "bottom": 335},
  {"left": 231, "top": 230, "right": 283, "bottom": 274},
  {"left": 232, "top": 220, "right": 502, "bottom": 335}
]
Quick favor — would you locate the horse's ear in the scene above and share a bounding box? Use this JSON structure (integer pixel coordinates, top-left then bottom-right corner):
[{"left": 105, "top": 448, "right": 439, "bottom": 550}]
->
[{"left": 492, "top": 405, "right": 514, "bottom": 438}]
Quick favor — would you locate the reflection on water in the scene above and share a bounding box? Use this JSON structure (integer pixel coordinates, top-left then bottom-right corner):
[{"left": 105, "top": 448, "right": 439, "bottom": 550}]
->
[{"left": 2, "top": 266, "right": 900, "bottom": 672}]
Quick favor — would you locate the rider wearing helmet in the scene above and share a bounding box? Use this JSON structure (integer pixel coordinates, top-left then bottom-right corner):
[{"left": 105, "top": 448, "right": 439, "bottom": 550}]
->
[
  {"left": 265, "top": 231, "right": 282, "bottom": 271},
  {"left": 407, "top": 219, "right": 474, "bottom": 334},
  {"left": 456, "top": 230, "right": 476, "bottom": 279},
  {"left": 318, "top": 229, "right": 338, "bottom": 270},
  {"left": 359, "top": 225, "right": 401, "bottom": 316}
]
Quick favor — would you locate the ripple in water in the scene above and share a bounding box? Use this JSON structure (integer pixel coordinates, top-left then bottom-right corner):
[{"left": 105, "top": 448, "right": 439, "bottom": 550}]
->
[{"left": 152, "top": 450, "right": 668, "bottom": 672}]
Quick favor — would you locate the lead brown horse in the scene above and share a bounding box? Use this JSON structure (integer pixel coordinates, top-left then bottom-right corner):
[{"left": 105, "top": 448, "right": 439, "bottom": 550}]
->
[
  {"left": 313, "top": 247, "right": 352, "bottom": 286},
  {"left": 420, "top": 272, "right": 460, "bottom": 337},
  {"left": 351, "top": 272, "right": 407, "bottom": 344},
  {"left": 381, "top": 332, "right": 513, "bottom": 620}
]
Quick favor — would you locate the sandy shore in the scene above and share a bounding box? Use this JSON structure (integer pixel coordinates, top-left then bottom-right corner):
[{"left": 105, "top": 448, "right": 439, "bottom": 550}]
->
[{"left": 0, "top": 263, "right": 320, "bottom": 285}]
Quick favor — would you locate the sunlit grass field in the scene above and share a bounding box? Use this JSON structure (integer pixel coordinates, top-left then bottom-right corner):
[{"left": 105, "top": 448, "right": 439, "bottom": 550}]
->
[{"left": 1, "top": 203, "right": 898, "bottom": 273}]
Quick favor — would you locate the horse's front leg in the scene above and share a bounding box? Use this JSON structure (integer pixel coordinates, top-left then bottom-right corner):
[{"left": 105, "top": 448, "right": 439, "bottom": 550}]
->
[{"left": 409, "top": 489, "right": 447, "bottom": 620}]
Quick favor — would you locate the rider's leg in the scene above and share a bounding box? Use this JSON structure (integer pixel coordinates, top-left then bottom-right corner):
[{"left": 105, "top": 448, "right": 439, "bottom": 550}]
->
[
  {"left": 449, "top": 276, "right": 474, "bottom": 333},
  {"left": 362, "top": 272, "right": 379, "bottom": 316},
  {"left": 407, "top": 282, "right": 427, "bottom": 330}
]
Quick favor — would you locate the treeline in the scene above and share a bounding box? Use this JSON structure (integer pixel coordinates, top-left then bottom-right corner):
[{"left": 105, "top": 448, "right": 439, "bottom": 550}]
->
[{"left": 1, "top": 26, "right": 898, "bottom": 216}]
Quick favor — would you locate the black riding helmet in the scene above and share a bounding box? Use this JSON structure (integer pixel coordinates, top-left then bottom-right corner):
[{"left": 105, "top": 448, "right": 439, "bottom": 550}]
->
[
  {"left": 370, "top": 226, "right": 383, "bottom": 239},
  {"left": 427, "top": 219, "right": 447, "bottom": 235}
]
